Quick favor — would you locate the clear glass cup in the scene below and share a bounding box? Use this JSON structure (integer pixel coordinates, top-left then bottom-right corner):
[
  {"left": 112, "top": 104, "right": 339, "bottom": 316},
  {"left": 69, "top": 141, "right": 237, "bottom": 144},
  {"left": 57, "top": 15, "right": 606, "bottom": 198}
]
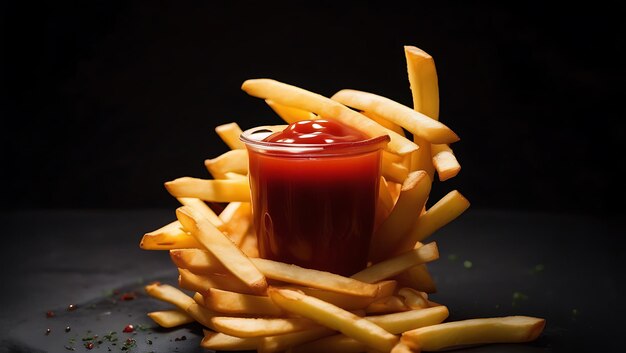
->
[{"left": 241, "top": 125, "right": 389, "bottom": 276}]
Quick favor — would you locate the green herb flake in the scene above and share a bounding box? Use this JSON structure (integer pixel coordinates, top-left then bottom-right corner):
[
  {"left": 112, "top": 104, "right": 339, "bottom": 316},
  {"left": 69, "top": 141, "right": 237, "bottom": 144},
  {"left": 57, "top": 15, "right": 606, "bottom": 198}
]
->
[
  {"left": 447, "top": 254, "right": 458, "bottom": 261},
  {"left": 463, "top": 260, "right": 473, "bottom": 269},
  {"left": 512, "top": 291, "right": 529, "bottom": 306}
]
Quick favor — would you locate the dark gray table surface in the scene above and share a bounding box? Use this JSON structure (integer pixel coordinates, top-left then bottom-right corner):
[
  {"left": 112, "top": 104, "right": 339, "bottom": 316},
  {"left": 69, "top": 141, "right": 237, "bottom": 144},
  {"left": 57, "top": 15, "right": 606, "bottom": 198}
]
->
[{"left": 0, "top": 209, "right": 622, "bottom": 353}]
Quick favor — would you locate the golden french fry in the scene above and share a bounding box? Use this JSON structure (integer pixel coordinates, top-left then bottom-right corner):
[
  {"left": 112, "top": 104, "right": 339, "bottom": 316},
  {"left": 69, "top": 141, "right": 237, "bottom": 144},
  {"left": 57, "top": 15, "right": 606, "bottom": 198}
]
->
[
  {"left": 201, "top": 330, "right": 261, "bottom": 351},
  {"left": 140, "top": 220, "right": 202, "bottom": 250},
  {"left": 364, "top": 296, "right": 409, "bottom": 315},
  {"left": 431, "top": 143, "right": 461, "bottom": 181},
  {"left": 397, "top": 288, "right": 429, "bottom": 309},
  {"left": 239, "top": 227, "right": 260, "bottom": 258},
  {"left": 193, "top": 291, "right": 204, "bottom": 304},
  {"left": 397, "top": 190, "right": 469, "bottom": 253},
  {"left": 212, "top": 316, "right": 318, "bottom": 337},
  {"left": 176, "top": 197, "right": 223, "bottom": 228},
  {"left": 218, "top": 202, "right": 252, "bottom": 246},
  {"left": 286, "top": 280, "right": 397, "bottom": 311},
  {"left": 241, "top": 79, "right": 417, "bottom": 156},
  {"left": 259, "top": 327, "right": 335, "bottom": 353},
  {"left": 369, "top": 170, "right": 431, "bottom": 262},
  {"left": 290, "top": 334, "right": 366, "bottom": 353},
  {"left": 144, "top": 282, "right": 196, "bottom": 311},
  {"left": 395, "top": 264, "right": 437, "bottom": 294},
  {"left": 401, "top": 316, "right": 546, "bottom": 351},
  {"left": 185, "top": 302, "right": 218, "bottom": 329},
  {"left": 405, "top": 46, "right": 461, "bottom": 180},
  {"left": 290, "top": 305, "right": 450, "bottom": 352},
  {"left": 378, "top": 176, "right": 395, "bottom": 214},
  {"left": 170, "top": 249, "right": 226, "bottom": 273},
  {"left": 367, "top": 305, "right": 449, "bottom": 334},
  {"left": 361, "top": 110, "right": 405, "bottom": 137},
  {"left": 176, "top": 206, "right": 267, "bottom": 294},
  {"left": 147, "top": 310, "right": 194, "bottom": 328},
  {"left": 178, "top": 268, "right": 258, "bottom": 295},
  {"left": 391, "top": 340, "right": 416, "bottom": 353},
  {"left": 216, "top": 122, "right": 245, "bottom": 150},
  {"left": 203, "top": 288, "right": 283, "bottom": 316},
  {"left": 165, "top": 177, "right": 250, "bottom": 202},
  {"left": 251, "top": 258, "right": 378, "bottom": 297},
  {"left": 268, "top": 288, "right": 399, "bottom": 352},
  {"left": 266, "top": 99, "right": 317, "bottom": 124},
  {"left": 353, "top": 242, "right": 439, "bottom": 283},
  {"left": 204, "top": 149, "right": 248, "bottom": 179},
  {"left": 382, "top": 154, "right": 410, "bottom": 184},
  {"left": 331, "top": 89, "right": 458, "bottom": 144}
]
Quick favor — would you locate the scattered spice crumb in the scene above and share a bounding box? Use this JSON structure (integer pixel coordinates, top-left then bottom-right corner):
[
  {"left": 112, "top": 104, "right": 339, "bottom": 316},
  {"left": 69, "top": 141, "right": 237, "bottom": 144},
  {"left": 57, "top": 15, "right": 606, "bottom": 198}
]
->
[
  {"left": 64, "top": 345, "right": 75, "bottom": 351},
  {"left": 46, "top": 310, "right": 55, "bottom": 318},
  {"left": 121, "top": 338, "right": 136, "bottom": 351},
  {"left": 120, "top": 292, "right": 137, "bottom": 301},
  {"left": 67, "top": 304, "right": 77, "bottom": 311},
  {"left": 65, "top": 326, "right": 71, "bottom": 333},
  {"left": 84, "top": 342, "right": 94, "bottom": 350},
  {"left": 174, "top": 335, "right": 187, "bottom": 341},
  {"left": 45, "top": 328, "right": 51, "bottom": 335},
  {"left": 463, "top": 260, "right": 473, "bottom": 269},
  {"left": 123, "top": 324, "right": 134, "bottom": 333}
]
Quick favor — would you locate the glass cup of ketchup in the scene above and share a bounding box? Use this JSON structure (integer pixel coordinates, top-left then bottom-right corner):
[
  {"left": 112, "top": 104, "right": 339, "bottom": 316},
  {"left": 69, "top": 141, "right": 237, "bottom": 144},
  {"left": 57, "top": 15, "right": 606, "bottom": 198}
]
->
[{"left": 240, "top": 119, "right": 390, "bottom": 276}]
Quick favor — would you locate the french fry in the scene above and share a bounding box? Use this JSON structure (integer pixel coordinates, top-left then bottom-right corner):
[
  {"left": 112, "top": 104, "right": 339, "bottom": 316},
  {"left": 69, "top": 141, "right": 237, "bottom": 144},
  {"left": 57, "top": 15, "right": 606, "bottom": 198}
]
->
[
  {"left": 404, "top": 46, "right": 437, "bottom": 178},
  {"left": 259, "top": 327, "right": 335, "bottom": 353},
  {"left": 288, "top": 280, "right": 397, "bottom": 311},
  {"left": 186, "top": 302, "right": 218, "bottom": 329},
  {"left": 367, "top": 306, "right": 449, "bottom": 334},
  {"left": 365, "top": 296, "right": 409, "bottom": 315},
  {"left": 397, "top": 288, "right": 429, "bottom": 309},
  {"left": 178, "top": 268, "right": 258, "bottom": 295},
  {"left": 144, "top": 282, "right": 196, "bottom": 311},
  {"left": 203, "top": 288, "right": 283, "bottom": 316},
  {"left": 293, "top": 305, "right": 450, "bottom": 353},
  {"left": 369, "top": 170, "right": 431, "bottom": 262},
  {"left": 140, "top": 220, "right": 202, "bottom": 250},
  {"left": 215, "top": 122, "right": 246, "bottom": 150},
  {"left": 396, "top": 190, "right": 469, "bottom": 253},
  {"left": 251, "top": 258, "right": 378, "bottom": 297},
  {"left": 176, "top": 206, "right": 267, "bottom": 294},
  {"left": 405, "top": 46, "right": 461, "bottom": 181},
  {"left": 268, "top": 288, "right": 399, "bottom": 352},
  {"left": 241, "top": 78, "right": 417, "bottom": 156},
  {"left": 204, "top": 149, "right": 248, "bottom": 179},
  {"left": 201, "top": 330, "right": 261, "bottom": 351},
  {"left": 218, "top": 202, "right": 252, "bottom": 246},
  {"left": 395, "top": 264, "right": 437, "bottom": 294},
  {"left": 361, "top": 110, "right": 406, "bottom": 137},
  {"left": 266, "top": 99, "right": 317, "bottom": 124},
  {"left": 211, "top": 316, "right": 318, "bottom": 337},
  {"left": 382, "top": 154, "right": 410, "bottom": 184},
  {"left": 170, "top": 248, "right": 226, "bottom": 274},
  {"left": 378, "top": 176, "right": 395, "bottom": 214},
  {"left": 165, "top": 177, "right": 250, "bottom": 202},
  {"left": 400, "top": 316, "right": 546, "bottom": 351},
  {"left": 240, "top": 228, "right": 260, "bottom": 258},
  {"left": 431, "top": 143, "right": 461, "bottom": 181},
  {"left": 353, "top": 242, "right": 439, "bottom": 283},
  {"left": 331, "top": 89, "right": 459, "bottom": 144},
  {"left": 176, "top": 197, "right": 224, "bottom": 228},
  {"left": 193, "top": 291, "right": 205, "bottom": 305},
  {"left": 147, "top": 310, "right": 194, "bottom": 328}
]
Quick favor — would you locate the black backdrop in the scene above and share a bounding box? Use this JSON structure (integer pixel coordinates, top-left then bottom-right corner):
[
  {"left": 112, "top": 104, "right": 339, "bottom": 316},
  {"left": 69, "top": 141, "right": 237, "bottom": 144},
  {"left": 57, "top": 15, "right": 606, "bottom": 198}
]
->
[{"left": 2, "top": 1, "right": 623, "bottom": 213}]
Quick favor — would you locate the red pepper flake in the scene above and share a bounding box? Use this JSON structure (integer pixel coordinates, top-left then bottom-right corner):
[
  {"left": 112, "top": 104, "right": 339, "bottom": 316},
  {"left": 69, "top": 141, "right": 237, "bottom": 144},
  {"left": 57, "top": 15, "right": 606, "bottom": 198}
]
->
[
  {"left": 84, "top": 342, "right": 94, "bottom": 350},
  {"left": 119, "top": 292, "right": 137, "bottom": 301},
  {"left": 46, "top": 311, "right": 55, "bottom": 318},
  {"left": 122, "top": 324, "right": 134, "bottom": 333},
  {"left": 67, "top": 304, "right": 77, "bottom": 311}
]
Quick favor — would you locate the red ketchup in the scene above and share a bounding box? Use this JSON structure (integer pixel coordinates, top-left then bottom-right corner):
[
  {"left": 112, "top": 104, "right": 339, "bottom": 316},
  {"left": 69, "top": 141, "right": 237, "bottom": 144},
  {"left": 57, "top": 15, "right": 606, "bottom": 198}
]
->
[{"left": 242, "top": 119, "right": 389, "bottom": 276}]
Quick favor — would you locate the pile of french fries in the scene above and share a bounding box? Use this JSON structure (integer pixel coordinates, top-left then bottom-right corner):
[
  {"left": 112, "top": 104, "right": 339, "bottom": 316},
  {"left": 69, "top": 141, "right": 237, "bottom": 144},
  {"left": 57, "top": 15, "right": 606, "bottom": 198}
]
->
[{"left": 139, "top": 46, "right": 545, "bottom": 352}]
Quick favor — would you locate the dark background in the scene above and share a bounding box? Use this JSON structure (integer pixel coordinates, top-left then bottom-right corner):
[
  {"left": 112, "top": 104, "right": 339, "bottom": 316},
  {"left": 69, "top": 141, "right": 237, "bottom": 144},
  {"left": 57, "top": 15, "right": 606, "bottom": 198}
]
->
[{"left": 2, "top": 0, "right": 624, "bottom": 213}]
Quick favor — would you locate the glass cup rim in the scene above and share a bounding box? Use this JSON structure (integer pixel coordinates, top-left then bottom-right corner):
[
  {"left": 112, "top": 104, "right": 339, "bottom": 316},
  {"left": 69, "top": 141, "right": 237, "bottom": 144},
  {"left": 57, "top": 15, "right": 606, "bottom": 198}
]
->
[{"left": 239, "top": 125, "right": 390, "bottom": 157}]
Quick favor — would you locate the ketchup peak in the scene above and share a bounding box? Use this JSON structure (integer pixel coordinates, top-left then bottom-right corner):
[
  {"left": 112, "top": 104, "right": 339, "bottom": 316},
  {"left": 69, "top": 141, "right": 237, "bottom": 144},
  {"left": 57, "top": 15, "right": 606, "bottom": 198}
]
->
[{"left": 264, "top": 119, "right": 368, "bottom": 144}]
